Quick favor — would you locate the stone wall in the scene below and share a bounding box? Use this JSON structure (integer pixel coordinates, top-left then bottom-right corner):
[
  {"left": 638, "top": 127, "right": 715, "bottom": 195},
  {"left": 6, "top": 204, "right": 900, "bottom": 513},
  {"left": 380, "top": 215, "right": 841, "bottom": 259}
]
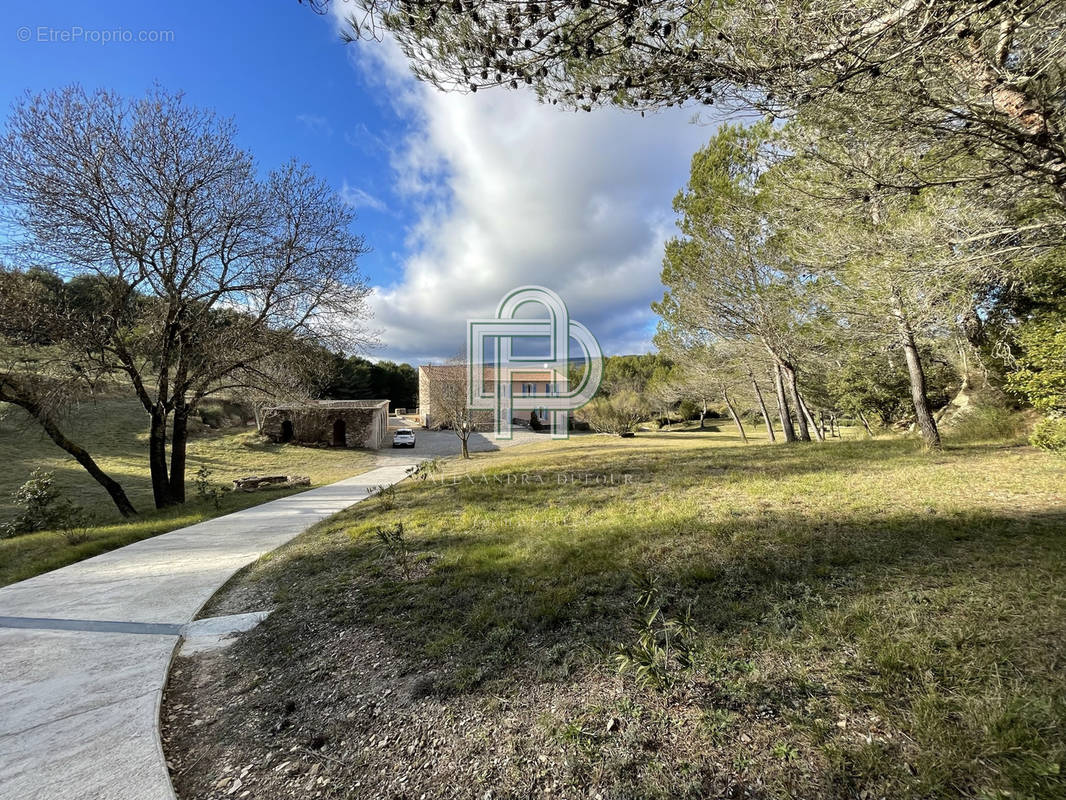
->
[{"left": 261, "top": 400, "right": 389, "bottom": 449}]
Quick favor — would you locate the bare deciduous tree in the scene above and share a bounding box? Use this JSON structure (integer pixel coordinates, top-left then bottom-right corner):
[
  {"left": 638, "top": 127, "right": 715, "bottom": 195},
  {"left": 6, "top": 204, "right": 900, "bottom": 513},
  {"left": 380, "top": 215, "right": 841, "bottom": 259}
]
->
[
  {"left": 428, "top": 361, "right": 480, "bottom": 458},
  {"left": 0, "top": 86, "right": 373, "bottom": 507}
]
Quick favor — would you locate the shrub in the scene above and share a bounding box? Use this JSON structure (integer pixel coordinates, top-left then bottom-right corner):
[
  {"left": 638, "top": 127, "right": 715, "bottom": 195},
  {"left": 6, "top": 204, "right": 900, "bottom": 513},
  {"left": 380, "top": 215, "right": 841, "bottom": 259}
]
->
[
  {"left": 407, "top": 458, "right": 443, "bottom": 481},
  {"left": 576, "top": 390, "right": 650, "bottom": 435},
  {"left": 194, "top": 465, "right": 225, "bottom": 510},
  {"left": 677, "top": 398, "right": 702, "bottom": 421},
  {"left": 613, "top": 579, "right": 698, "bottom": 690},
  {"left": 374, "top": 522, "right": 411, "bottom": 579},
  {"left": 946, "top": 406, "right": 1025, "bottom": 444},
  {"left": 56, "top": 523, "right": 94, "bottom": 546},
  {"left": 1030, "top": 416, "right": 1066, "bottom": 454},
  {"left": 369, "top": 483, "right": 397, "bottom": 511},
  {"left": 529, "top": 410, "right": 543, "bottom": 431},
  {"left": 1, "top": 469, "right": 84, "bottom": 538},
  {"left": 197, "top": 399, "right": 254, "bottom": 428},
  {"left": 197, "top": 405, "right": 227, "bottom": 428}
]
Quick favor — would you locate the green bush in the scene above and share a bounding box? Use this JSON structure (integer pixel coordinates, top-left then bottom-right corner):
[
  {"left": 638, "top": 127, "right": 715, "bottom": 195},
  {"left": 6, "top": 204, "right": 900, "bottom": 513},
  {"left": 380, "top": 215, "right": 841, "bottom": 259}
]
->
[
  {"left": 576, "top": 390, "right": 650, "bottom": 435},
  {"left": 196, "top": 405, "right": 227, "bottom": 428},
  {"left": 1030, "top": 416, "right": 1066, "bottom": 454},
  {"left": 196, "top": 399, "right": 254, "bottom": 428},
  {"left": 677, "top": 399, "right": 701, "bottom": 421},
  {"left": 946, "top": 406, "right": 1025, "bottom": 444},
  {"left": 1007, "top": 317, "right": 1066, "bottom": 414},
  {"left": 1, "top": 469, "right": 84, "bottom": 538}
]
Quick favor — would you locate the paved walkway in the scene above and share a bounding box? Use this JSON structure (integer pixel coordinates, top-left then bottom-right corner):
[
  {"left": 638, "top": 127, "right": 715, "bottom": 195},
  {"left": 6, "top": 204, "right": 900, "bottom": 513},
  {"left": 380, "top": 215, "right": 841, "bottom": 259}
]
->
[{"left": 0, "top": 462, "right": 416, "bottom": 800}]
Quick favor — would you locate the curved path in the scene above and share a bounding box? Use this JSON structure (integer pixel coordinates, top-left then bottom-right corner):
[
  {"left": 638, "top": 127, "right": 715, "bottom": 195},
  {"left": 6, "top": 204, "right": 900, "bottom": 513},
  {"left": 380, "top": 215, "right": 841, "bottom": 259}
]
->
[{"left": 0, "top": 462, "right": 416, "bottom": 800}]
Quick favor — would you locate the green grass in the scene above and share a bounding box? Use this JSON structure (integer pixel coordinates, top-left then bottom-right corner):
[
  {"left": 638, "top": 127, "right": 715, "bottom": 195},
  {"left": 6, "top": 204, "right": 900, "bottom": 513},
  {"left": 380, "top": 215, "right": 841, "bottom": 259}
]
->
[
  {"left": 189, "top": 429, "right": 1066, "bottom": 799},
  {"left": 0, "top": 392, "right": 375, "bottom": 586}
]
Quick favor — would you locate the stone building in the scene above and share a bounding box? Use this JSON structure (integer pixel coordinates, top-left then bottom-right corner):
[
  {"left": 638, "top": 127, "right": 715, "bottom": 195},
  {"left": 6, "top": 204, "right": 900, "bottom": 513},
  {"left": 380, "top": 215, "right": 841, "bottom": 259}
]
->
[{"left": 261, "top": 400, "right": 390, "bottom": 449}]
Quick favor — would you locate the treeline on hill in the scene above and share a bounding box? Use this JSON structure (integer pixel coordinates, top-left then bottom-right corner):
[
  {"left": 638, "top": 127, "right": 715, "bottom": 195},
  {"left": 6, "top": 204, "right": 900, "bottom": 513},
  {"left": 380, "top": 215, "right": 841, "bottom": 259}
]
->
[
  {"left": 335, "top": 1, "right": 1065, "bottom": 453},
  {"left": 324, "top": 355, "right": 418, "bottom": 410}
]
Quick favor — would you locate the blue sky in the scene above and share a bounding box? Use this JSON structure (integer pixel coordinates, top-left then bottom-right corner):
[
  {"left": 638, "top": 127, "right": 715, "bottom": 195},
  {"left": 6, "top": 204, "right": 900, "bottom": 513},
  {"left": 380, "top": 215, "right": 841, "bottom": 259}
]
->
[{"left": 0, "top": 1, "right": 718, "bottom": 365}]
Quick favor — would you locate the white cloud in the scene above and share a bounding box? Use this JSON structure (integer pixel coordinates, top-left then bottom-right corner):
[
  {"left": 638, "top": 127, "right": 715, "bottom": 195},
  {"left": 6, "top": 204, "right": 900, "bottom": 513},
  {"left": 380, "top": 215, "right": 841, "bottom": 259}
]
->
[
  {"left": 335, "top": 26, "right": 718, "bottom": 364},
  {"left": 339, "top": 180, "right": 387, "bottom": 212},
  {"left": 296, "top": 113, "right": 334, "bottom": 137}
]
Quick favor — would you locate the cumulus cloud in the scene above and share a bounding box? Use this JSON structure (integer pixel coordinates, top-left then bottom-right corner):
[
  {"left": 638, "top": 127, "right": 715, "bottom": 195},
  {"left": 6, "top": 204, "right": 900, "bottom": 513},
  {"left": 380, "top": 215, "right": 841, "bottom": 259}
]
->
[{"left": 337, "top": 27, "right": 717, "bottom": 364}]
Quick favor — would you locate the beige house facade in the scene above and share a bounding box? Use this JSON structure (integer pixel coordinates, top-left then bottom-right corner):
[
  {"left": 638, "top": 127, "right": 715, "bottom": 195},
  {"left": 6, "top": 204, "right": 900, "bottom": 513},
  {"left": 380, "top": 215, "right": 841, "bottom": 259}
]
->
[{"left": 417, "top": 364, "right": 566, "bottom": 430}]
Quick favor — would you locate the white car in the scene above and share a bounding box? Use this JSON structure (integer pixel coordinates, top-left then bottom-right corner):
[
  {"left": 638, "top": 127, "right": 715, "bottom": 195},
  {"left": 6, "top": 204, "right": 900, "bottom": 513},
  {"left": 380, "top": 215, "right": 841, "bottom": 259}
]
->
[{"left": 392, "top": 428, "right": 416, "bottom": 448}]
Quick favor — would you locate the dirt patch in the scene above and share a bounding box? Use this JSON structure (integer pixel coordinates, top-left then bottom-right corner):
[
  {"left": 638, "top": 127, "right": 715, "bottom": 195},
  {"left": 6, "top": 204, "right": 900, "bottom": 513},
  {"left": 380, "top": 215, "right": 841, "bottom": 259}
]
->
[{"left": 162, "top": 615, "right": 832, "bottom": 800}]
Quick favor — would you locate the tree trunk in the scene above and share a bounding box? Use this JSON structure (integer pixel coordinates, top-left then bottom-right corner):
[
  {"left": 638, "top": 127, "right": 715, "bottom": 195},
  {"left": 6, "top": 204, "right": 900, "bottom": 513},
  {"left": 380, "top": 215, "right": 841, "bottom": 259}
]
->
[
  {"left": 460, "top": 433, "right": 470, "bottom": 459},
  {"left": 148, "top": 406, "right": 176, "bottom": 508},
  {"left": 898, "top": 324, "right": 942, "bottom": 449},
  {"left": 0, "top": 389, "right": 138, "bottom": 518},
  {"left": 802, "top": 397, "right": 825, "bottom": 442},
  {"left": 772, "top": 365, "right": 796, "bottom": 442},
  {"left": 698, "top": 400, "right": 706, "bottom": 429},
  {"left": 780, "top": 363, "right": 811, "bottom": 442},
  {"left": 749, "top": 367, "right": 775, "bottom": 442},
  {"left": 857, "top": 409, "right": 874, "bottom": 438},
  {"left": 169, "top": 404, "right": 189, "bottom": 504},
  {"left": 723, "top": 390, "right": 748, "bottom": 443}
]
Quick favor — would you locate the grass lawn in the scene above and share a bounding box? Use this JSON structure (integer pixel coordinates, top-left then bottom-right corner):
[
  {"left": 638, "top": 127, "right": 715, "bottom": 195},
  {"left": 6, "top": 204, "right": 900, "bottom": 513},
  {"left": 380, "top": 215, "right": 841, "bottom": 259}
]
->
[
  {"left": 0, "top": 393, "right": 375, "bottom": 587},
  {"left": 162, "top": 429, "right": 1066, "bottom": 799}
]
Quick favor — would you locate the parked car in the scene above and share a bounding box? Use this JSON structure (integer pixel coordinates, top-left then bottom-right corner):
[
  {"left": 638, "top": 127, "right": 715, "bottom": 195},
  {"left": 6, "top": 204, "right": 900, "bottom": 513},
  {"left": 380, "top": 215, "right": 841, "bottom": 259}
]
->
[{"left": 392, "top": 428, "right": 416, "bottom": 448}]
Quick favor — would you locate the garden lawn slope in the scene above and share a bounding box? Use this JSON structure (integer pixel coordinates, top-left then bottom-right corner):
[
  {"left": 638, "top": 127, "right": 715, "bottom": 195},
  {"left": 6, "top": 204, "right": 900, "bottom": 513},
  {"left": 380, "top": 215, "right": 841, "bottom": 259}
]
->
[
  {"left": 163, "top": 432, "right": 1065, "bottom": 800},
  {"left": 0, "top": 393, "right": 374, "bottom": 586}
]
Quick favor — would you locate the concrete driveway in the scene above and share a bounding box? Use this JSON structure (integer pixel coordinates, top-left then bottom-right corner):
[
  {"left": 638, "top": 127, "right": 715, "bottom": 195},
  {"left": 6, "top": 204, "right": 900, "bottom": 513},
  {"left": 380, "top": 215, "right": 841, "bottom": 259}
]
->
[
  {"left": 0, "top": 419, "right": 559, "bottom": 800},
  {"left": 0, "top": 463, "right": 416, "bottom": 800}
]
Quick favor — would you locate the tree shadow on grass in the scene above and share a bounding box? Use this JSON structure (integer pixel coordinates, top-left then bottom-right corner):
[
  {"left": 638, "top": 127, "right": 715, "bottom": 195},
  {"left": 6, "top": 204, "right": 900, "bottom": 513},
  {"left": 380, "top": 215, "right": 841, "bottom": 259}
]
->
[
  {"left": 251, "top": 490, "right": 1066, "bottom": 695},
  {"left": 231, "top": 494, "right": 1066, "bottom": 795},
  {"left": 443, "top": 437, "right": 942, "bottom": 502}
]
